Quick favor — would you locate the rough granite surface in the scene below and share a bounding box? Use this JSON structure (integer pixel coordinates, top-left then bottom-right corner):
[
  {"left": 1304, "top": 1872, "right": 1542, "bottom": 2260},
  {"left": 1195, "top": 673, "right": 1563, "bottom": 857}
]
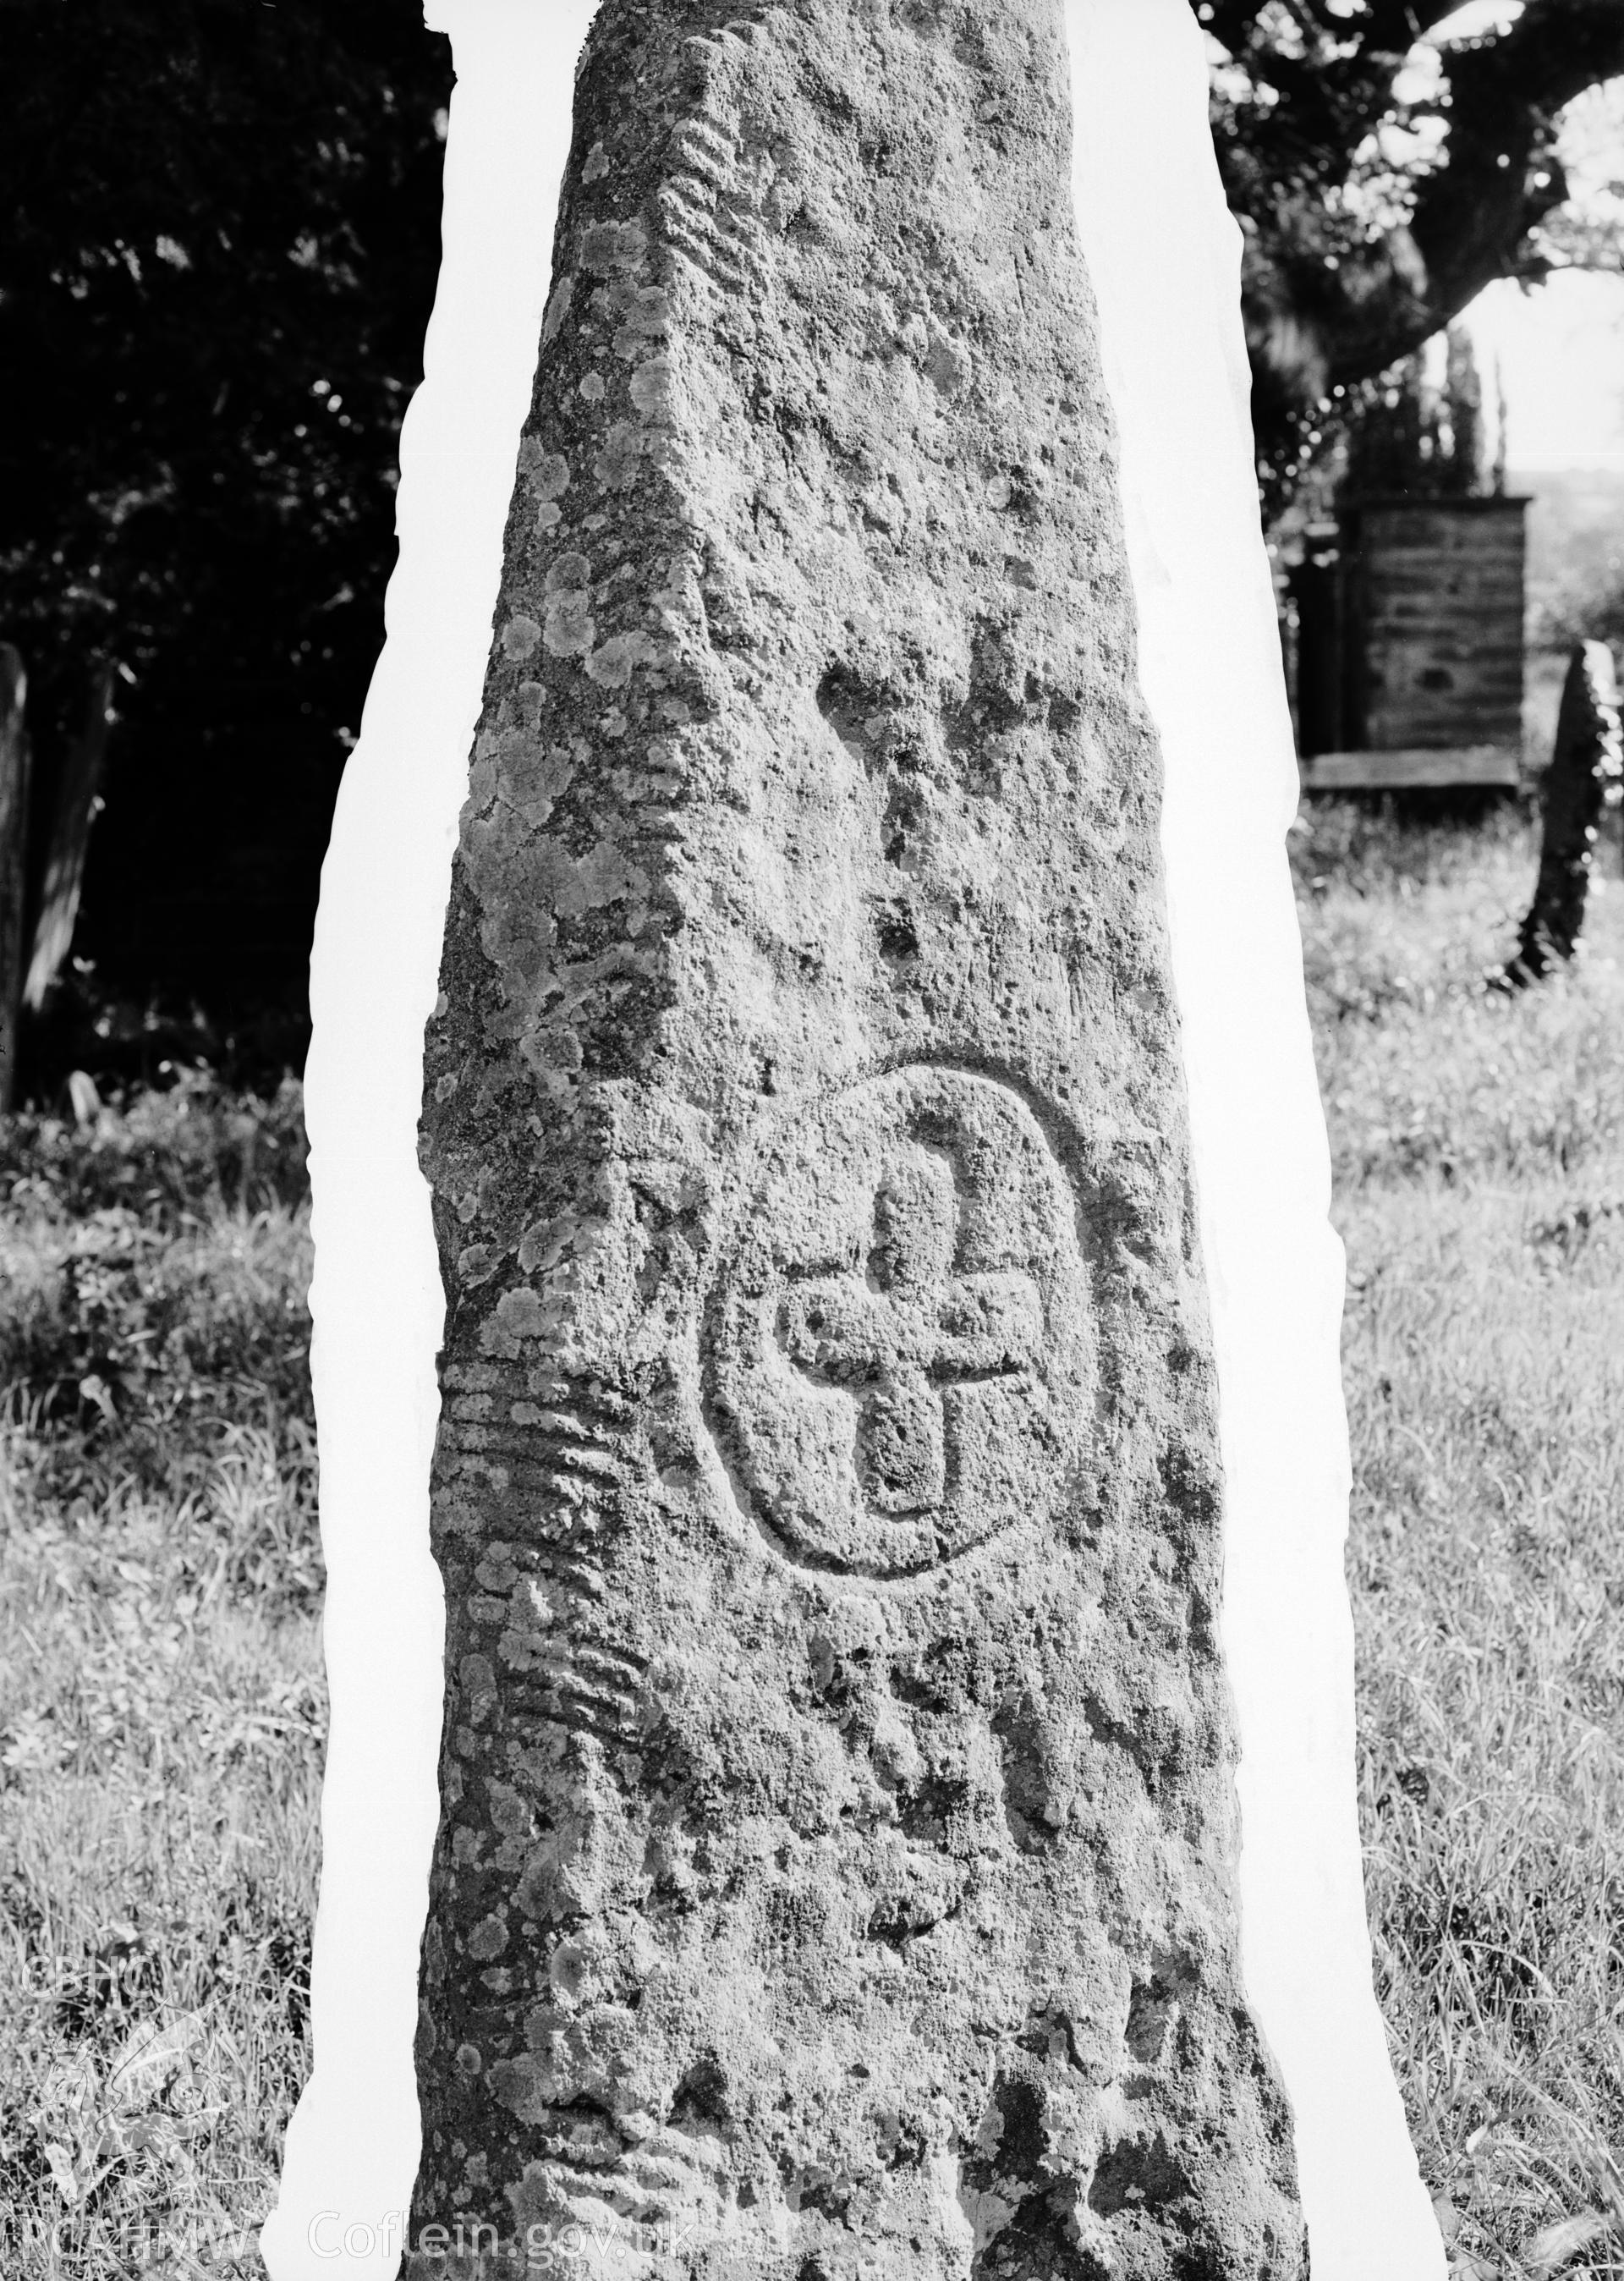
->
[{"left": 409, "top": 2, "right": 1306, "bottom": 2273}]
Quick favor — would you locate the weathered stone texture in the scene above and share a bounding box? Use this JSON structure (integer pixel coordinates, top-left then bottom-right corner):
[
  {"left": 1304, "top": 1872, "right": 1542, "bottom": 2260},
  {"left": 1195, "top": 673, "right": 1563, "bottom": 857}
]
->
[
  {"left": 1508, "top": 639, "right": 1624, "bottom": 983},
  {"left": 410, "top": 1, "right": 1304, "bottom": 2273}
]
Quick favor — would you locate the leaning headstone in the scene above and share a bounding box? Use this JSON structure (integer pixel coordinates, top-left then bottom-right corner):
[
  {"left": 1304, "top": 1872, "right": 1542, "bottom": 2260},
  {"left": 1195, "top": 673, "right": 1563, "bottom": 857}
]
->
[
  {"left": 409, "top": 1, "right": 1303, "bottom": 2272},
  {"left": 1506, "top": 640, "right": 1624, "bottom": 985}
]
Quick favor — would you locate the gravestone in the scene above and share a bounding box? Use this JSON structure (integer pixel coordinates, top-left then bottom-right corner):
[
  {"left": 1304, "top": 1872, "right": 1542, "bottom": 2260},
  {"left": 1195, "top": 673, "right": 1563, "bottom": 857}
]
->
[
  {"left": 1507, "top": 640, "right": 1624, "bottom": 984},
  {"left": 409, "top": 2, "right": 1303, "bottom": 2273}
]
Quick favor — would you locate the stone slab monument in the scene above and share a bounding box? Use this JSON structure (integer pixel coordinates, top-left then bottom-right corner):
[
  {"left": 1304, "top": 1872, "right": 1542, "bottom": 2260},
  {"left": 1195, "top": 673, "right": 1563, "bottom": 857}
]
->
[
  {"left": 1507, "top": 640, "right": 1624, "bottom": 984},
  {"left": 406, "top": 0, "right": 1303, "bottom": 2270}
]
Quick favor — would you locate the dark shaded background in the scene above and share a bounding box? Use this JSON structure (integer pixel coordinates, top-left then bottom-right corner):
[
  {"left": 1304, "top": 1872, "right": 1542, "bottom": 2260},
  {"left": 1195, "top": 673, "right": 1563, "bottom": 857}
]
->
[
  {"left": 3, "top": 0, "right": 1619, "bottom": 1097},
  {"left": 0, "top": 0, "right": 453, "bottom": 1086}
]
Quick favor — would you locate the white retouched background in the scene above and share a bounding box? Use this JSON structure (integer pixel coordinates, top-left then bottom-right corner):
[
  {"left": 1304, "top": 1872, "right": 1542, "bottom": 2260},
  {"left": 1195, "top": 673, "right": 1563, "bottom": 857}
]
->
[{"left": 261, "top": 3, "right": 1446, "bottom": 2273}]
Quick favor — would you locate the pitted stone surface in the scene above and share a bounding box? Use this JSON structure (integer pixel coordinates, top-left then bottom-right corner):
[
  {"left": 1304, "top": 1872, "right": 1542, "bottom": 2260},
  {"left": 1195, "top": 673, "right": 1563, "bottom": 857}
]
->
[{"left": 411, "top": 2, "right": 1305, "bottom": 2274}]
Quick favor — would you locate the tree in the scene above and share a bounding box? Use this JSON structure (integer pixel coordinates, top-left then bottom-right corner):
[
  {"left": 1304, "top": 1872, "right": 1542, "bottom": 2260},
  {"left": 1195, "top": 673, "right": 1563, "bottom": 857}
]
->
[
  {"left": 5, "top": 0, "right": 1621, "bottom": 1042},
  {"left": 1338, "top": 322, "right": 1491, "bottom": 501},
  {"left": 1204, "top": 1, "right": 1624, "bottom": 512},
  {"left": 0, "top": 0, "right": 452, "bottom": 1031}
]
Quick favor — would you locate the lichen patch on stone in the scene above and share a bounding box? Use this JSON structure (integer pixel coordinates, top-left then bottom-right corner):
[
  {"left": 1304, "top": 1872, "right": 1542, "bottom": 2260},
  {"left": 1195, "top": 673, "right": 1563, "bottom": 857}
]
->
[{"left": 499, "top": 614, "right": 540, "bottom": 662}]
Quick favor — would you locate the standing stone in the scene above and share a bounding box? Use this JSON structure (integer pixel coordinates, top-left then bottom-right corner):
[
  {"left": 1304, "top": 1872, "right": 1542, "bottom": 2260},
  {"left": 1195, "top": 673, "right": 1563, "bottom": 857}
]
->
[
  {"left": 411, "top": 3, "right": 1303, "bottom": 2274},
  {"left": 1507, "top": 640, "right": 1624, "bottom": 985}
]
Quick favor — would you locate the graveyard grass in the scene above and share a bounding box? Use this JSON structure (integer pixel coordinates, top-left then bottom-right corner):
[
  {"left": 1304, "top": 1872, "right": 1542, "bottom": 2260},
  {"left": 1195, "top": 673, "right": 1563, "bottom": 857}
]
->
[{"left": 3, "top": 799, "right": 1624, "bottom": 2277}]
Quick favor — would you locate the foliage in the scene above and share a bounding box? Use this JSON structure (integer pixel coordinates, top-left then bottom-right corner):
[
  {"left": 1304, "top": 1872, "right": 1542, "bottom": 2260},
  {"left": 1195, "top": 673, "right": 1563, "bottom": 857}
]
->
[
  {"left": 0, "top": 0, "right": 453, "bottom": 1013},
  {"left": 0, "top": 1070, "right": 314, "bottom": 1503},
  {"left": 1340, "top": 322, "right": 1496, "bottom": 503},
  {"left": 1204, "top": 3, "right": 1624, "bottom": 513},
  {"left": 1, "top": 1, "right": 1617, "bottom": 1020},
  {"left": 0, "top": 0, "right": 451, "bottom": 745},
  {"left": 0, "top": 1066, "right": 309, "bottom": 1224}
]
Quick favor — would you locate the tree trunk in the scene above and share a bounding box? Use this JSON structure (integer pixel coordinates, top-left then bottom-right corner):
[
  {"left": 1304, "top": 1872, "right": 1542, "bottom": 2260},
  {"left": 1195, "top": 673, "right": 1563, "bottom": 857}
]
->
[
  {"left": 23, "top": 662, "right": 118, "bottom": 1014},
  {"left": 0, "top": 645, "right": 30, "bottom": 1110}
]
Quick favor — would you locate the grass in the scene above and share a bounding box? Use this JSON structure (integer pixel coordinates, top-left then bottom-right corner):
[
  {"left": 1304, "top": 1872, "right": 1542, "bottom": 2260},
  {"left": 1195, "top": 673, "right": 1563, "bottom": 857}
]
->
[
  {"left": 4, "top": 803, "right": 1624, "bottom": 2275},
  {"left": 1297, "top": 794, "right": 1624, "bottom": 2277},
  {"left": 0, "top": 1075, "right": 321, "bottom": 2277}
]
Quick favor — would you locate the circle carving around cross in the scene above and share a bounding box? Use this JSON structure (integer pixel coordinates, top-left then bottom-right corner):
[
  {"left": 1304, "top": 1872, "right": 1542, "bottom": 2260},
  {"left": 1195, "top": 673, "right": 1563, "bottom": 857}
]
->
[{"left": 704, "top": 1065, "right": 1095, "bottom": 1578}]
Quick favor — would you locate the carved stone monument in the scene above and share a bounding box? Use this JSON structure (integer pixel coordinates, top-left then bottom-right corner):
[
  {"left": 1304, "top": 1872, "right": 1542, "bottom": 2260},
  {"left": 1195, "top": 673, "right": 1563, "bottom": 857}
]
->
[{"left": 409, "top": 1, "right": 1305, "bottom": 2271}]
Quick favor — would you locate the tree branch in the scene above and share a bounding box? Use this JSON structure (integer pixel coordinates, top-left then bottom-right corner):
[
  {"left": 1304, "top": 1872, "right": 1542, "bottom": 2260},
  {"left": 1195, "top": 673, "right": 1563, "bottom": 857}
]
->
[
  {"left": 1236, "top": 0, "right": 1624, "bottom": 418},
  {"left": 1405, "top": 0, "right": 1624, "bottom": 327},
  {"left": 1360, "top": 0, "right": 1478, "bottom": 46},
  {"left": 1204, "top": 0, "right": 1468, "bottom": 60}
]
